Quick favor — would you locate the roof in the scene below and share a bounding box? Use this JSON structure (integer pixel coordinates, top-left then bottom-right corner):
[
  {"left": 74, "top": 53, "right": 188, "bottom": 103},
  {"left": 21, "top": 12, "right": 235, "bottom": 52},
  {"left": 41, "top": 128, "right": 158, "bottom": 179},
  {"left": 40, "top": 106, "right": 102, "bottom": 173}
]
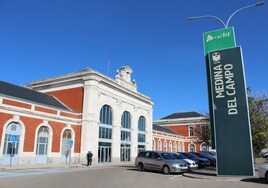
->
[
  {"left": 153, "top": 124, "right": 180, "bottom": 135},
  {"left": 161, "top": 111, "right": 204, "bottom": 120},
  {"left": 0, "top": 81, "right": 71, "bottom": 111}
]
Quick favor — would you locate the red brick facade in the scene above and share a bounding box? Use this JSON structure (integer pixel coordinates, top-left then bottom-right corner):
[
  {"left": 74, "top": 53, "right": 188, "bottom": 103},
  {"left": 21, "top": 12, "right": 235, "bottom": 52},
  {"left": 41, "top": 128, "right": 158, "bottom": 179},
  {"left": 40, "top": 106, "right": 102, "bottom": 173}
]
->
[{"left": 46, "top": 87, "right": 84, "bottom": 113}]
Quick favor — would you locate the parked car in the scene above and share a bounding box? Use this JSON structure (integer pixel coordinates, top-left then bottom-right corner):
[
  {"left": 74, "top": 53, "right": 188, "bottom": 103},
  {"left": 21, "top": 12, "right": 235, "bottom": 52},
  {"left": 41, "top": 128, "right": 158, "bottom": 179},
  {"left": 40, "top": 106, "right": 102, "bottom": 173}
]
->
[
  {"left": 179, "top": 152, "right": 210, "bottom": 168},
  {"left": 135, "top": 151, "right": 189, "bottom": 174},
  {"left": 192, "top": 152, "right": 216, "bottom": 166},
  {"left": 258, "top": 163, "right": 268, "bottom": 181},
  {"left": 200, "top": 150, "right": 216, "bottom": 158},
  {"left": 173, "top": 152, "right": 198, "bottom": 169},
  {"left": 260, "top": 151, "right": 268, "bottom": 159}
]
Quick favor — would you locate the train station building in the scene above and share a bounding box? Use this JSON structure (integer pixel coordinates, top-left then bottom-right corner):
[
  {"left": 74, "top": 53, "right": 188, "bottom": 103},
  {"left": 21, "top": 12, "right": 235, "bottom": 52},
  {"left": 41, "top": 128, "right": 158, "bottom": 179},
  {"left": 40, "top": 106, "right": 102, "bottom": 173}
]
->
[{"left": 0, "top": 66, "right": 206, "bottom": 166}]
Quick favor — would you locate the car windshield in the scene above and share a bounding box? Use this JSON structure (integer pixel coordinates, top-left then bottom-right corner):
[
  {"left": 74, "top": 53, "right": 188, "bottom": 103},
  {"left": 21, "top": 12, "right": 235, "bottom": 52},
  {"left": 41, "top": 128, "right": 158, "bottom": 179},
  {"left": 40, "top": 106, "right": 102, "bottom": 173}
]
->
[
  {"left": 160, "top": 152, "right": 177, "bottom": 160},
  {"left": 174, "top": 153, "right": 187, "bottom": 159},
  {"left": 183, "top": 152, "right": 198, "bottom": 159}
]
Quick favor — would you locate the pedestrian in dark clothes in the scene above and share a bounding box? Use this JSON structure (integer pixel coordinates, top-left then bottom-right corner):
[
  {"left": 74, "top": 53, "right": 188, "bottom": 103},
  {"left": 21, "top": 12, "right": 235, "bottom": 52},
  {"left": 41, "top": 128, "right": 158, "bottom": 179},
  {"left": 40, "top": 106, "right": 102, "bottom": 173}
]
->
[{"left": 86, "top": 151, "right": 93, "bottom": 167}]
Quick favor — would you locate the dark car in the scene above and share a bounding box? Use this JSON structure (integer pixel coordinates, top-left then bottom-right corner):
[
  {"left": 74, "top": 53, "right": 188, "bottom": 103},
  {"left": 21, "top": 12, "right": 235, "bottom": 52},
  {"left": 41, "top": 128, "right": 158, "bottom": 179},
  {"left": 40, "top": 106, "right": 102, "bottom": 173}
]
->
[
  {"left": 179, "top": 152, "right": 210, "bottom": 168},
  {"left": 135, "top": 151, "right": 189, "bottom": 174},
  {"left": 173, "top": 152, "right": 198, "bottom": 169},
  {"left": 200, "top": 150, "right": 216, "bottom": 158},
  {"left": 260, "top": 151, "right": 268, "bottom": 159},
  {"left": 192, "top": 152, "right": 216, "bottom": 166}
]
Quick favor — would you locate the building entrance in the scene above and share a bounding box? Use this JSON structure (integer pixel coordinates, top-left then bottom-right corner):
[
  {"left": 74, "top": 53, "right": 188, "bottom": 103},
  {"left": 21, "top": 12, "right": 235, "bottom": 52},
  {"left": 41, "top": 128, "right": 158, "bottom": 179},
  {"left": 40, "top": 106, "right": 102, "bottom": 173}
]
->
[
  {"left": 98, "top": 142, "right": 111, "bottom": 163},
  {"left": 120, "top": 144, "right": 130, "bottom": 162}
]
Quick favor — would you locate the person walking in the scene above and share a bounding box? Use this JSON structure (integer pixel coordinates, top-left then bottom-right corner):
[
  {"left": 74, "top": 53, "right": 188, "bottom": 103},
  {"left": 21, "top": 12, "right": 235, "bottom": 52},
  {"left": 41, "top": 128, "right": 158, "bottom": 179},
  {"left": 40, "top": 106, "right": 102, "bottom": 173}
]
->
[{"left": 86, "top": 151, "right": 93, "bottom": 167}]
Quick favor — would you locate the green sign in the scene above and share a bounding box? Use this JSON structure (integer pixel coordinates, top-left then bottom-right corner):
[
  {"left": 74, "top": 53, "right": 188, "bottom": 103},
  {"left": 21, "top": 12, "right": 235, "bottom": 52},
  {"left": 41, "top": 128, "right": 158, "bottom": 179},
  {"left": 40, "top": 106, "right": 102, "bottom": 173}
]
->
[
  {"left": 208, "top": 47, "right": 254, "bottom": 176},
  {"left": 203, "top": 27, "right": 236, "bottom": 55}
]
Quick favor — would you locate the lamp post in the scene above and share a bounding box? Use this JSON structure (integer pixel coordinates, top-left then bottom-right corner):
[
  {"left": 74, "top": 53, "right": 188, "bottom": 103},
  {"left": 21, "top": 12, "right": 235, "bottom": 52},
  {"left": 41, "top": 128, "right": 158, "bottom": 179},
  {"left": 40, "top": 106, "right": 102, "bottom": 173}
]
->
[
  {"left": 189, "top": 1, "right": 265, "bottom": 176},
  {"left": 188, "top": 1, "right": 264, "bottom": 28}
]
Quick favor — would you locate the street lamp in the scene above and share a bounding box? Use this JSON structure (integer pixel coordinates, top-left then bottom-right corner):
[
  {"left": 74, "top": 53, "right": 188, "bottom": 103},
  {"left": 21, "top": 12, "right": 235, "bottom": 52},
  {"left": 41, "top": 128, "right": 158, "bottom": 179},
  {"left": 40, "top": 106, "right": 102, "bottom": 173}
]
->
[{"left": 188, "top": 1, "right": 264, "bottom": 28}]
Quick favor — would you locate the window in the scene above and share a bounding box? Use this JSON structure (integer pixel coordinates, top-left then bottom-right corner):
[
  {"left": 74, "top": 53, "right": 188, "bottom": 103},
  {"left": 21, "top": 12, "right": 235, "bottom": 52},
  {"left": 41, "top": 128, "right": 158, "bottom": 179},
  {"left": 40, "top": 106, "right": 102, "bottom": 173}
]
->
[
  {"left": 3, "top": 122, "right": 21, "bottom": 155},
  {"left": 138, "top": 116, "right": 145, "bottom": 132},
  {"left": 100, "top": 105, "right": 113, "bottom": 125},
  {"left": 158, "top": 140, "right": 162, "bottom": 151},
  {"left": 153, "top": 152, "right": 161, "bottom": 159},
  {"left": 99, "top": 105, "right": 113, "bottom": 140},
  {"left": 169, "top": 141, "right": 172, "bottom": 152},
  {"left": 189, "top": 143, "right": 196, "bottom": 152},
  {"left": 164, "top": 141, "right": 167, "bottom": 151},
  {"left": 178, "top": 142, "right": 181, "bottom": 152},
  {"left": 189, "top": 126, "right": 194, "bottom": 136},
  {"left": 121, "top": 111, "right": 131, "bottom": 142},
  {"left": 138, "top": 116, "right": 146, "bottom": 143},
  {"left": 201, "top": 143, "right": 207, "bottom": 151},
  {"left": 173, "top": 142, "right": 177, "bottom": 152},
  {"left": 61, "top": 129, "right": 72, "bottom": 155},
  {"left": 99, "top": 105, "right": 113, "bottom": 164},
  {"left": 36, "top": 126, "right": 49, "bottom": 155},
  {"left": 121, "top": 111, "right": 131, "bottom": 129},
  {"left": 99, "top": 127, "right": 112, "bottom": 139}
]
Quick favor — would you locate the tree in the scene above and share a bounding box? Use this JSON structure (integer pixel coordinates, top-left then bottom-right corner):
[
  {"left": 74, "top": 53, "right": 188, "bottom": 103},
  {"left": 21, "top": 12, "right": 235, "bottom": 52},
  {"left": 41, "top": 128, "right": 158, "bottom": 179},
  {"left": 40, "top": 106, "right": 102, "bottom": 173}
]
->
[
  {"left": 196, "top": 89, "right": 268, "bottom": 154},
  {"left": 195, "top": 116, "right": 211, "bottom": 150},
  {"left": 247, "top": 88, "right": 268, "bottom": 156}
]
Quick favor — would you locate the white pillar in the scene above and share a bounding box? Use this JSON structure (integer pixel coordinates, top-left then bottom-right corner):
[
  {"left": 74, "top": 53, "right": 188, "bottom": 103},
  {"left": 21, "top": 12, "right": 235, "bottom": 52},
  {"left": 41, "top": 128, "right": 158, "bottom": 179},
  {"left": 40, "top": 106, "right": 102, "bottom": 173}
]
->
[{"left": 80, "top": 79, "right": 100, "bottom": 164}]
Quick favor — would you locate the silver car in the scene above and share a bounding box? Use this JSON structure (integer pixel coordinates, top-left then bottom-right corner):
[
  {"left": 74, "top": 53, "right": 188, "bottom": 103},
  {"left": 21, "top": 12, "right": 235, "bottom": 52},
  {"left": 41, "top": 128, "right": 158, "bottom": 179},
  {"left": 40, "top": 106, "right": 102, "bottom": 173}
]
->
[
  {"left": 135, "top": 151, "right": 189, "bottom": 174},
  {"left": 258, "top": 163, "right": 268, "bottom": 181}
]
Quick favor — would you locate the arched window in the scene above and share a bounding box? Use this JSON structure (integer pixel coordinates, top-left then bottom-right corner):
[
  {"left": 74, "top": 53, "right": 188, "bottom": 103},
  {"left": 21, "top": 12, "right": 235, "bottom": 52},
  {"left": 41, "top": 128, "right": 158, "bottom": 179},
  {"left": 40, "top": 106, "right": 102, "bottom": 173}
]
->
[
  {"left": 61, "top": 129, "right": 72, "bottom": 162},
  {"left": 100, "top": 105, "right": 113, "bottom": 125},
  {"left": 178, "top": 142, "right": 181, "bottom": 152},
  {"left": 121, "top": 111, "right": 131, "bottom": 142},
  {"left": 200, "top": 143, "right": 207, "bottom": 151},
  {"left": 189, "top": 143, "right": 196, "bottom": 152},
  {"left": 169, "top": 141, "right": 172, "bottom": 152},
  {"left": 164, "top": 141, "right": 167, "bottom": 151},
  {"left": 36, "top": 126, "right": 49, "bottom": 155},
  {"left": 99, "top": 105, "right": 113, "bottom": 163},
  {"left": 158, "top": 140, "right": 162, "bottom": 151},
  {"left": 137, "top": 116, "right": 146, "bottom": 153},
  {"left": 120, "top": 111, "right": 131, "bottom": 162},
  {"left": 2, "top": 122, "right": 21, "bottom": 166},
  {"left": 173, "top": 142, "right": 177, "bottom": 152}
]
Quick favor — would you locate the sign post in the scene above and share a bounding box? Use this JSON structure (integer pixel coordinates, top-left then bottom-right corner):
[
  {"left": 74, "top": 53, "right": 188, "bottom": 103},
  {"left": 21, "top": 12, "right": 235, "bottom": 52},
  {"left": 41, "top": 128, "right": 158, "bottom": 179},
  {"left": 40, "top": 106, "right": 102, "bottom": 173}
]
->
[
  {"left": 10, "top": 135, "right": 18, "bottom": 166},
  {"left": 68, "top": 140, "right": 73, "bottom": 164}
]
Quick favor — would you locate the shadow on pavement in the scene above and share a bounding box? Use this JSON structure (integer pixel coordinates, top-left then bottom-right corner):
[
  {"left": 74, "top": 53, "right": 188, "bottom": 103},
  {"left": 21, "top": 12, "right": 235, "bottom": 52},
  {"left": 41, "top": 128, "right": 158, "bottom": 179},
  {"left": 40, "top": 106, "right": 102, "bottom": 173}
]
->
[
  {"left": 241, "top": 177, "right": 268, "bottom": 185},
  {"left": 182, "top": 170, "right": 216, "bottom": 179}
]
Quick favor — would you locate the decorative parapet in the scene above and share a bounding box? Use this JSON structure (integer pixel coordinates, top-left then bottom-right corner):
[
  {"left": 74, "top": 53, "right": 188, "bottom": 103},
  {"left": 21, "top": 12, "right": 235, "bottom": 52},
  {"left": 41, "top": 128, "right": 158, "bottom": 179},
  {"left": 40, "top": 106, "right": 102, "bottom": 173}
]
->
[{"left": 115, "top": 66, "right": 137, "bottom": 92}]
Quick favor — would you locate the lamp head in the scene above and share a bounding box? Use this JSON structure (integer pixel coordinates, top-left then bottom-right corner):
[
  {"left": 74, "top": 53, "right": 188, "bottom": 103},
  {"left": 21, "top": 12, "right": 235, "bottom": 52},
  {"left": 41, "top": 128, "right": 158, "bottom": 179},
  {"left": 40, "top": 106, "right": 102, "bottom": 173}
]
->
[
  {"left": 188, "top": 16, "right": 198, "bottom": 20},
  {"left": 254, "top": 1, "right": 265, "bottom": 6}
]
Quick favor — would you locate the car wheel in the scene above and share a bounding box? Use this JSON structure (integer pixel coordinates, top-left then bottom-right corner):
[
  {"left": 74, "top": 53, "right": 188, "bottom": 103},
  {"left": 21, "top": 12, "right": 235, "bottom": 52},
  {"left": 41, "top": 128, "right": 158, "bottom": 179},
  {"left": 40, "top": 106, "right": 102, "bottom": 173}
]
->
[
  {"left": 162, "top": 165, "right": 170, "bottom": 175},
  {"left": 265, "top": 172, "right": 268, "bottom": 182},
  {"left": 138, "top": 163, "right": 144, "bottom": 171}
]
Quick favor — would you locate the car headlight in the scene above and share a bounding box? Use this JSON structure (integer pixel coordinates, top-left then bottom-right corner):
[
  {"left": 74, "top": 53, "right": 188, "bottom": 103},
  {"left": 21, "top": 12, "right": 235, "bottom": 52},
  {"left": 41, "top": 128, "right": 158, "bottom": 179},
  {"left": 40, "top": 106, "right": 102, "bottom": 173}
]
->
[{"left": 172, "top": 164, "right": 180, "bottom": 168}]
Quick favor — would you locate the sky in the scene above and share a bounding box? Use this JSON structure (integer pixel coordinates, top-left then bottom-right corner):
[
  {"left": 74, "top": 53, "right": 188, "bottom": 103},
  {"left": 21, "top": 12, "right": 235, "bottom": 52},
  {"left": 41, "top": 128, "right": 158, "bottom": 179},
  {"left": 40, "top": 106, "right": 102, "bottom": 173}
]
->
[{"left": 0, "top": 0, "right": 267, "bottom": 120}]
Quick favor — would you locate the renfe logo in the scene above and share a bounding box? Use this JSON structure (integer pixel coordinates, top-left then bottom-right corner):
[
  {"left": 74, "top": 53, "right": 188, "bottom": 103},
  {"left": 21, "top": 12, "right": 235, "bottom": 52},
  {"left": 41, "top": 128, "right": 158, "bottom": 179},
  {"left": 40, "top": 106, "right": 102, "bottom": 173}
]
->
[{"left": 206, "top": 32, "right": 232, "bottom": 43}]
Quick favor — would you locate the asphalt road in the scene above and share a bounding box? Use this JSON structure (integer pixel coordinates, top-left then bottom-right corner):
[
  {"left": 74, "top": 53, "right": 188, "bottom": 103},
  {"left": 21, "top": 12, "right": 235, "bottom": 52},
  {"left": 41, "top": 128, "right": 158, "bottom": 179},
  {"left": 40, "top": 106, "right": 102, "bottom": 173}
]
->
[{"left": 0, "top": 165, "right": 267, "bottom": 188}]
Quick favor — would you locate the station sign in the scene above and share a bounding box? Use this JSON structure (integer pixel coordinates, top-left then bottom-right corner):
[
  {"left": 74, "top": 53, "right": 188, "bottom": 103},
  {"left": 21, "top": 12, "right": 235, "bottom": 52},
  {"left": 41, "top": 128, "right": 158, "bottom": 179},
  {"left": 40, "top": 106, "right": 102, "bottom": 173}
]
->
[
  {"left": 208, "top": 47, "right": 254, "bottom": 176},
  {"left": 204, "top": 27, "right": 236, "bottom": 149},
  {"left": 203, "top": 27, "right": 236, "bottom": 55}
]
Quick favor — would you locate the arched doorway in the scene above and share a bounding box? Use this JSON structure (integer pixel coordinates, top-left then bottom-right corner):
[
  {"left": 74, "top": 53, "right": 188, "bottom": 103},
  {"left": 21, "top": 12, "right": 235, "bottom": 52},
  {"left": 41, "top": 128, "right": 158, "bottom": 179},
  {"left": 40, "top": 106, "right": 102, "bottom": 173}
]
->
[
  {"left": 2, "top": 122, "right": 21, "bottom": 166},
  {"left": 35, "top": 126, "right": 49, "bottom": 164},
  {"left": 61, "top": 129, "right": 72, "bottom": 164}
]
